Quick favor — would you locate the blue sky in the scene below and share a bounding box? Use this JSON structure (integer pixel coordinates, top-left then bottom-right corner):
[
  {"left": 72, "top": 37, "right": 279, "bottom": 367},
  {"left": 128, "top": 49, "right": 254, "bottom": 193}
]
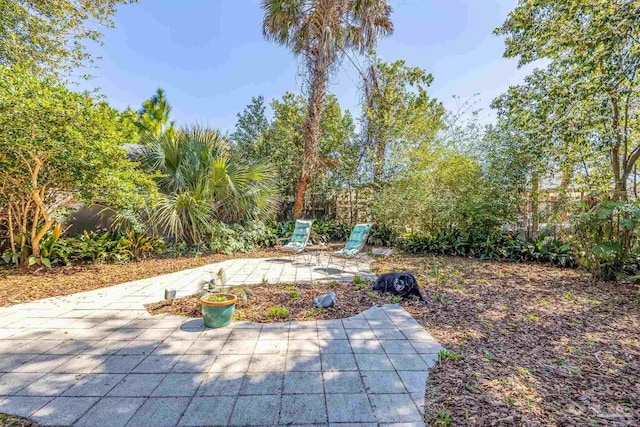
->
[{"left": 79, "top": 0, "right": 536, "bottom": 131}]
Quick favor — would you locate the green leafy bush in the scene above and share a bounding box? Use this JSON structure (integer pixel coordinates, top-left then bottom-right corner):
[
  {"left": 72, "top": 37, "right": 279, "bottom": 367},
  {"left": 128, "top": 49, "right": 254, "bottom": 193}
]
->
[
  {"left": 121, "top": 231, "right": 166, "bottom": 260},
  {"left": 400, "top": 232, "right": 574, "bottom": 267},
  {"left": 209, "top": 221, "right": 278, "bottom": 254},
  {"left": 135, "top": 127, "right": 277, "bottom": 245},
  {"left": 367, "top": 224, "right": 398, "bottom": 247},
  {"left": 2, "top": 219, "right": 279, "bottom": 268},
  {"left": 0, "top": 66, "right": 156, "bottom": 267},
  {"left": 2, "top": 230, "right": 165, "bottom": 267},
  {"left": 275, "top": 220, "right": 350, "bottom": 244},
  {"left": 371, "top": 149, "right": 520, "bottom": 241},
  {"left": 311, "top": 220, "right": 351, "bottom": 243},
  {"left": 71, "top": 232, "right": 134, "bottom": 263},
  {"left": 572, "top": 199, "right": 640, "bottom": 280}
]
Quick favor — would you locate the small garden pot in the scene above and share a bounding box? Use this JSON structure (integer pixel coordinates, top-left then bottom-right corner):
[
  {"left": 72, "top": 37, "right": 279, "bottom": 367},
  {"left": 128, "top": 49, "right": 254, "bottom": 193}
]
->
[{"left": 200, "top": 293, "right": 237, "bottom": 328}]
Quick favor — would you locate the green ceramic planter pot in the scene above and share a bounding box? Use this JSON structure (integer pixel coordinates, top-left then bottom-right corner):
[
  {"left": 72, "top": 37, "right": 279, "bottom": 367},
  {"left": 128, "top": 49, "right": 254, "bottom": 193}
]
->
[{"left": 201, "top": 293, "right": 237, "bottom": 328}]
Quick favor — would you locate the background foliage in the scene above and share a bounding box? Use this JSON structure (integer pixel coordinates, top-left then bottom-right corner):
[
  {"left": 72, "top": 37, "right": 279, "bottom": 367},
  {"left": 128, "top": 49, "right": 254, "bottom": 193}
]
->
[
  {"left": 2, "top": 0, "right": 640, "bottom": 282},
  {"left": 0, "top": 0, "right": 135, "bottom": 76},
  {"left": 0, "top": 65, "right": 154, "bottom": 266}
]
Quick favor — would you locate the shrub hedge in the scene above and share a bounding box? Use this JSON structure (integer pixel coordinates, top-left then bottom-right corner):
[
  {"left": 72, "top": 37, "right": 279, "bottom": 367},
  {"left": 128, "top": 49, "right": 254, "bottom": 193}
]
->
[
  {"left": 2, "top": 219, "right": 578, "bottom": 270},
  {"left": 398, "top": 232, "right": 575, "bottom": 267}
]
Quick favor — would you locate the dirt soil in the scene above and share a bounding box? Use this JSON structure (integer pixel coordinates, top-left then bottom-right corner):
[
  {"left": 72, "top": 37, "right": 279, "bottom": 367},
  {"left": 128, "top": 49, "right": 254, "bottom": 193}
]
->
[
  {"left": 373, "top": 255, "right": 640, "bottom": 426},
  {"left": 0, "top": 250, "right": 280, "bottom": 307}
]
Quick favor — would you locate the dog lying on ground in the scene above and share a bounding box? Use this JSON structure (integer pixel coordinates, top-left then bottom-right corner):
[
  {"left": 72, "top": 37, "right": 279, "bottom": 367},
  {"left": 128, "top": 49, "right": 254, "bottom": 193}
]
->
[{"left": 373, "top": 272, "right": 426, "bottom": 302}]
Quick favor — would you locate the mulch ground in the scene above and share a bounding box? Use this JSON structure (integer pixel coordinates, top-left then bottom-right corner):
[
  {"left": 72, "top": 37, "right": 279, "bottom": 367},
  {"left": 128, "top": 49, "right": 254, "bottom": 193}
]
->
[
  {"left": 374, "top": 255, "right": 640, "bottom": 426},
  {"left": 0, "top": 413, "right": 39, "bottom": 427},
  {"left": 2, "top": 252, "right": 639, "bottom": 426},
  {"left": 0, "top": 249, "right": 281, "bottom": 307},
  {"left": 145, "top": 280, "right": 418, "bottom": 321},
  {"left": 146, "top": 255, "right": 640, "bottom": 425}
]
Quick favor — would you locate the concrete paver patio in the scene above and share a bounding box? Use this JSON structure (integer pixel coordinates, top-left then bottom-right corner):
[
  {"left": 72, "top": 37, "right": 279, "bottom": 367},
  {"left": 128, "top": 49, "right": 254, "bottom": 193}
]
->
[{"left": 0, "top": 256, "right": 442, "bottom": 426}]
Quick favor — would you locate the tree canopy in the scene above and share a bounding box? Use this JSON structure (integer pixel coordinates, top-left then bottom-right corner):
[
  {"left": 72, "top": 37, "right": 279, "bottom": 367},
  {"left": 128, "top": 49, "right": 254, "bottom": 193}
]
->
[
  {"left": 495, "top": 0, "right": 640, "bottom": 200},
  {"left": 0, "top": 65, "right": 154, "bottom": 264},
  {"left": 361, "top": 57, "right": 445, "bottom": 183},
  {"left": 232, "top": 92, "right": 358, "bottom": 216},
  {"left": 262, "top": 0, "right": 393, "bottom": 218},
  {"left": 137, "top": 88, "right": 176, "bottom": 143},
  {"left": 0, "top": 0, "right": 135, "bottom": 76},
  {"left": 231, "top": 96, "right": 270, "bottom": 160}
]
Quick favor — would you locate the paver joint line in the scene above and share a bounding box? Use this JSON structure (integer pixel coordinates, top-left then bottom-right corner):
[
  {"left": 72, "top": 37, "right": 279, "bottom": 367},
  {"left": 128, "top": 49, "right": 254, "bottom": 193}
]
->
[{"left": 0, "top": 256, "right": 440, "bottom": 426}]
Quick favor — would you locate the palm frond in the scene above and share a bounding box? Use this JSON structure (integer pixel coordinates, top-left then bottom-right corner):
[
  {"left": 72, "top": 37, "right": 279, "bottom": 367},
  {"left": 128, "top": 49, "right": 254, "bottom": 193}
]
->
[
  {"left": 138, "top": 125, "right": 278, "bottom": 244},
  {"left": 262, "top": 0, "right": 393, "bottom": 60}
]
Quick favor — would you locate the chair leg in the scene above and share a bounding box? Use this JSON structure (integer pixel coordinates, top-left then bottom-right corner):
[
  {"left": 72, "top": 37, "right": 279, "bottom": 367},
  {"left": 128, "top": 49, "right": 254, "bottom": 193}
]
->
[
  {"left": 299, "top": 251, "right": 311, "bottom": 265},
  {"left": 353, "top": 254, "right": 362, "bottom": 270}
]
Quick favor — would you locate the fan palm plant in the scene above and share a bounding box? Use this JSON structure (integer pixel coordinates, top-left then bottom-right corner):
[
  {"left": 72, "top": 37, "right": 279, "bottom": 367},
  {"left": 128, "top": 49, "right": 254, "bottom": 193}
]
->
[
  {"left": 137, "top": 126, "right": 276, "bottom": 244},
  {"left": 262, "top": 0, "right": 393, "bottom": 218}
]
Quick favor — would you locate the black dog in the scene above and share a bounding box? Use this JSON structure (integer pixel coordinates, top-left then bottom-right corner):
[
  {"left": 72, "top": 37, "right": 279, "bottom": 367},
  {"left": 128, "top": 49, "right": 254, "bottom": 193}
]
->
[{"left": 373, "top": 272, "right": 426, "bottom": 302}]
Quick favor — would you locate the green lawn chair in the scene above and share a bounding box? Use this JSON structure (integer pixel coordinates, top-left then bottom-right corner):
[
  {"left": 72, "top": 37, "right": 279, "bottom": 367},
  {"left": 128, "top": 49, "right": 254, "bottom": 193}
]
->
[
  {"left": 327, "top": 223, "right": 372, "bottom": 269},
  {"left": 277, "top": 219, "right": 313, "bottom": 263}
]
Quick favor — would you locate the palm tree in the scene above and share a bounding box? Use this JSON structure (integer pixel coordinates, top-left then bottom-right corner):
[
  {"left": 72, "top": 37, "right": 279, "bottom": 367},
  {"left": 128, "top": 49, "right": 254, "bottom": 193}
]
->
[
  {"left": 138, "top": 126, "right": 276, "bottom": 244},
  {"left": 262, "top": 0, "right": 393, "bottom": 218},
  {"left": 138, "top": 88, "right": 176, "bottom": 143}
]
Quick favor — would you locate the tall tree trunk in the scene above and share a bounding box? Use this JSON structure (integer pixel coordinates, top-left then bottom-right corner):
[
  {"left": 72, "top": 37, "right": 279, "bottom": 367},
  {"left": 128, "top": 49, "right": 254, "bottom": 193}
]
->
[
  {"left": 293, "top": 65, "right": 328, "bottom": 219},
  {"left": 614, "top": 177, "right": 628, "bottom": 201},
  {"left": 611, "top": 144, "right": 627, "bottom": 202},
  {"left": 30, "top": 187, "right": 54, "bottom": 260},
  {"left": 7, "top": 201, "right": 16, "bottom": 255},
  {"left": 26, "top": 155, "right": 54, "bottom": 261},
  {"left": 365, "top": 64, "right": 386, "bottom": 184},
  {"left": 634, "top": 164, "right": 637, "bottom": 198},
  {"left": 531, "top": 171, "right": 540, "bottom": 237},
  {"left": 611, "top": 98, "right": 629, "bottom": 202},
  {"left": 557, "top": 161, "right": 574, "bottom": 219},
  {"left": 373, "top": 138, "right": 386, "bottom": 184},
  {"left": 560, "top": 161, "right": 573, "bottom": 191}
]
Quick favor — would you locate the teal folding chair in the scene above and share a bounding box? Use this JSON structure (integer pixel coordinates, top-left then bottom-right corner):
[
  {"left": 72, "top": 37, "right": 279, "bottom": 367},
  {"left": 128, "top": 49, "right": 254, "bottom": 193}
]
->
[
  {"left": 327, "top": 223, "right": 371, "bottom": 269},
  {"left": 277, "top": 219, "right": 313, "bottom": 263}
]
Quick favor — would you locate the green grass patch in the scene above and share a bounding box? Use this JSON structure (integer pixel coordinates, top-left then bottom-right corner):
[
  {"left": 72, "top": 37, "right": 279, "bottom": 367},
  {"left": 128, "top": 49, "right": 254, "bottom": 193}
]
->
[
  {"left": 267, "top": 306, "right": 289, "bottom": 319},
  {"left": 434, "top": 411, "right": 453, "bottom": 425},
  {"left": 438, "top": 349, "right": 462, "bottom": 361}
]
